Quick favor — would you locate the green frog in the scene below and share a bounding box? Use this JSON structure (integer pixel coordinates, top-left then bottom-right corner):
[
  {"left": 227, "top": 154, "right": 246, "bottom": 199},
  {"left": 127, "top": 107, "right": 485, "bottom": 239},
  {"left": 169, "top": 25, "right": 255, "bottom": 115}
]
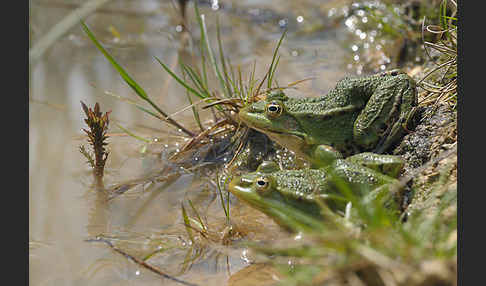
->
[
  {"left": 228, "top": 155, "right": 403, "bottom": 231},
  {"left": 238, "top": 70, "right": 418, "bottom": 167}
]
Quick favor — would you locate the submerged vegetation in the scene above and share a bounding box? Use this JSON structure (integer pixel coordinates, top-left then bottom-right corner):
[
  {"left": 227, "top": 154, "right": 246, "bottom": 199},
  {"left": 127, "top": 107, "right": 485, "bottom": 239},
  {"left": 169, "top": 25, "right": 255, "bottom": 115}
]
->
[{"left": 79, "top": 0, "right": 457, "bottom": 285}]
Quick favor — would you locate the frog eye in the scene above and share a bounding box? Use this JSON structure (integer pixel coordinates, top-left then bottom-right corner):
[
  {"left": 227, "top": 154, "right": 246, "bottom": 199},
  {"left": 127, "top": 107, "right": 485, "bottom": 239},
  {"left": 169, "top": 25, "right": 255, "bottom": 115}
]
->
[
  {"left": 255, "top": 176, "right": 272, "bottom": 195},
  {"left": 265, "top": 102, "right": 283, "bottom": 118}
]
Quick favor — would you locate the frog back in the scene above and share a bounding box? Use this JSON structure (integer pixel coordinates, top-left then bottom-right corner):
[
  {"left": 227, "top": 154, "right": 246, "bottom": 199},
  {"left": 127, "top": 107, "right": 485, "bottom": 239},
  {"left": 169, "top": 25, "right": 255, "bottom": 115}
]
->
[
  {"left": 287, "top": 96, "right": 366, "bottom": 156},
  {"left": 271, "top": 168, "right": 348, "bottom": 212}
]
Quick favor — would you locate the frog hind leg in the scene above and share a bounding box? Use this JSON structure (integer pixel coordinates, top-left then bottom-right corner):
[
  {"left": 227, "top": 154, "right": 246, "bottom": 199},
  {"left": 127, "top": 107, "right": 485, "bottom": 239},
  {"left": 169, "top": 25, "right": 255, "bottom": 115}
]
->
[
  {"left": 353, "top": 73, "right": 418, "bottom": 153},
  {"left": 346, "top": 152, "right": 404, "bottom": 178}
]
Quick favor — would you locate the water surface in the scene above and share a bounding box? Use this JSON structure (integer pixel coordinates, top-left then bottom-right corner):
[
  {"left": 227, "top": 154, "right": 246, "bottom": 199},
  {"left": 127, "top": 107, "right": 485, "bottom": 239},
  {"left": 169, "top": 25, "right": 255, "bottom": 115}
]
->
[{"left": 29, "top": 1, "right": 353, "bottom": 285}]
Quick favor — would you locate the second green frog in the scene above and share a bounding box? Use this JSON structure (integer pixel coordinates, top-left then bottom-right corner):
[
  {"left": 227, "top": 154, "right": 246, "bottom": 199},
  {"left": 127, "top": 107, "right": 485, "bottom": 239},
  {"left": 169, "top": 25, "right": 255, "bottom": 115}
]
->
[{"left": 229, "top": 153, "right": 405, "bottom": 231}]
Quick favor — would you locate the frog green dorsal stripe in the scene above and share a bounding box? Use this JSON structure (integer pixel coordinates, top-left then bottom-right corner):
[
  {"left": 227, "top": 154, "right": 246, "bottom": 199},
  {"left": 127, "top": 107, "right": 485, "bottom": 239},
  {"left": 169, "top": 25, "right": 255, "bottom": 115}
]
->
[{"left": 292, "top": 104, "right": 362, "bottom": 120}]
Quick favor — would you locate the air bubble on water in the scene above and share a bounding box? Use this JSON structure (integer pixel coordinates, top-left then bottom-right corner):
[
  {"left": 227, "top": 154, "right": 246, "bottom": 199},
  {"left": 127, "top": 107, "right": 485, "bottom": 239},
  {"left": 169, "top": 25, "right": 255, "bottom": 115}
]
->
[
  {"left": 342, "top": 6, "right": 350, "bottom": 17},
  {"left": 345, "top": 17, "right": 356, "bottom": 30},
  {"left": 175, "top": 25, "right": 183, "bottom": 33},
  {"left": 352, "top": 45, "right": 359, "bottom": 51},
  {"left": 135, "top": 270, "right": 140, "bottom": 276},
  {"left": 359, "top": 33, "right": 366, "bottom": 40},
  {"left": 291, "top": 50, "right": 298, "bottom": 56},
  {"left": 328, "top": 8, "right": 337, "bottom": 17},
  {"left": 362, "top": 17, "right": 368, "bottom": 23},
  {"left": 353, "top": 54, "right": 360, "bottom": 61},
  {"left": 211, "top": 0, "right": 219, "bottom": 10},
  {"left": 241, "top": 249, "right": 251, "bottom": 263}
]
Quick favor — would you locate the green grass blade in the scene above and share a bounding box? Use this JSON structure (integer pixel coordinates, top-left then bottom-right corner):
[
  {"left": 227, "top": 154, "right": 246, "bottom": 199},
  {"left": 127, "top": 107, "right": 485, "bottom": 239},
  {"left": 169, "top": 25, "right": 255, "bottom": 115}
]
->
[
  {"left": 154, "top": 56, "right": 206, "bottom": 100},
  {"left": 216, "top": 172, "right": 230, "bottom": 224},
  {"left": 195, "top": 4, "right": 229, "bottom": 98},
  {"left": 134, "top": 105, "right": 165, "bottom": 121},
  {"left": 82, "top": 22, "right": 156, "bottom": 109},
  {"left": 181, "top": 66, "right": 204, "bottom": 132},
  {"left": 188, "top": 199, "right": 207, "bottom": 231},
  {"left": 180, "top": 64, "right": 225, "bottom": 113},
  {"left": 440, "top": 0, "right": 448, "bottom": 30},
  {"left": 216, "top": 17, "right": 233, "bottom": 97},
  {"left": 181, "top": 64, "right": 211, "bottom": 98},
  {"left": 100, "top": 89, "right": 170, "bottom": 121},
  {"left": 81, "top": 21, "right": 194, "bottom": 137},
  {"left": 114, "top": 122, "right": 151, "bottom": 143},
  {"left": 181, "top": 203, "right": 194, "bottom": 244},
  {"left": 193, "top": 2, "right": 209, "bottom": 88},
  {"left": 267, "top": 30, "right": 287, "bottom": 89}
]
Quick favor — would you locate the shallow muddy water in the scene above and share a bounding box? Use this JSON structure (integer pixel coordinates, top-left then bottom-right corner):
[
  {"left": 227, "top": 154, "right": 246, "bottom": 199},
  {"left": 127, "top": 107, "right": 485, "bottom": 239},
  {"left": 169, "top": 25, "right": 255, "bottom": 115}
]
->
[{"left": 29, "top": 1, "right": 363, "bottom": 285}]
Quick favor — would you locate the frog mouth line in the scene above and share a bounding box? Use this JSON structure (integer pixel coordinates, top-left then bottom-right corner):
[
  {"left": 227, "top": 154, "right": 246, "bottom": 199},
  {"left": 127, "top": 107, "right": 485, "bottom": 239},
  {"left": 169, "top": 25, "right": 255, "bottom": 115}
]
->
[
  {"left": 228, "top": 182, "right": 323, "bottom": 231},
  {"left": 238, "top": 110, "right": 306, "bottom": 140},
  {"left": 245, "top": 126, "right": 306, "bottom": 145},
  {"left": 253, "top": 127, "right": 310, "bottom": 158}
]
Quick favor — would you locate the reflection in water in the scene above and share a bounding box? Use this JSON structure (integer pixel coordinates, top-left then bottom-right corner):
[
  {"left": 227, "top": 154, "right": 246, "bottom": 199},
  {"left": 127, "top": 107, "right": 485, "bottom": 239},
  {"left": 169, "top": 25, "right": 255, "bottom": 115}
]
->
[
  {"left": 30, "top": 1, "right": 349, "bottom": 285},
  {"left": 86, "top": 188, "right": 109, "bottom": 238}
]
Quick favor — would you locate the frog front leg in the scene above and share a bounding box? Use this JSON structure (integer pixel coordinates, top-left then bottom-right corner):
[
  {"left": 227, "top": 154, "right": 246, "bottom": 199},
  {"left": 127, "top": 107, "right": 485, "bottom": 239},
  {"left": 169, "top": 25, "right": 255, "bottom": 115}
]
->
[
  {"left": 309, "top": 144, "right": 344, "bottom": 168},
  {"left": 346, "top": 152, "right": 404, "bottom": 178},
  {"left": 353, "top": 72, "right": 418, "bottom": 153},
  {"left": 326, "top": 159, "right": 402, "bottom": 208}
]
